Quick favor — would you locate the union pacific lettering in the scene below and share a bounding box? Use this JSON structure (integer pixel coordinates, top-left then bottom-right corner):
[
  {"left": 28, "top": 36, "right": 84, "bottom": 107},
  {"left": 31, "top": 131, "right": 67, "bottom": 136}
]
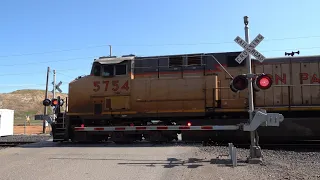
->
[{"left": 266, "top": 73, "right": 320, "bottom": 84}]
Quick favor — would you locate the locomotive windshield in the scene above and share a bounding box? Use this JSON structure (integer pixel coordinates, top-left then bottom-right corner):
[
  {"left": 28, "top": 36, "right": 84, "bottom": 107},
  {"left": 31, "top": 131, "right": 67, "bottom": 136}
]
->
[
  {"left": 102, "top": 65, "right": 114, "bottom": 77},
  {"left": 92, "top": 63, "right": 101, "bottom": 76},
  {"left": 91, "top": 62, "right": 127, "bottom": 77}
]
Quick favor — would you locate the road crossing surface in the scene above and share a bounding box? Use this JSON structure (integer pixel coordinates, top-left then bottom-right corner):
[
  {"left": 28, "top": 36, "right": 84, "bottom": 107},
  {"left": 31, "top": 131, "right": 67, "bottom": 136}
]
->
[{"left": 0, "top": 140, "right": 318, "bottom": 180}]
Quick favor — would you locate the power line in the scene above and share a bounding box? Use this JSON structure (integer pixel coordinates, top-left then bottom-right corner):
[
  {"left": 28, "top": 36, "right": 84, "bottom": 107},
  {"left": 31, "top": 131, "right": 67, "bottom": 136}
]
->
[
  {"left": 0, "top": 35, "right": 320, "bottom": 59},
  {"left": 0, "top": 83, "right": 46, "bottom": 87},
  {"left": 0, "top": 71, "right": 45, "bottom": 77},
  {"left": 56, "top": 71, "right": 77, "bottom": 81},
  {"left": 0, "top": 56, "right": 97, "bottom": 67},
  {"left": 0, "top": 67, "right": 85, "bottom": 77},
  {"left": 261, "top": 46, "right": 320, "bottom": 52},
  {"left": 0, "top": 46, "right": 319, "bottom": 77},
  {"left": 0, "top": 45, "right": 320, "bottom": 68}
]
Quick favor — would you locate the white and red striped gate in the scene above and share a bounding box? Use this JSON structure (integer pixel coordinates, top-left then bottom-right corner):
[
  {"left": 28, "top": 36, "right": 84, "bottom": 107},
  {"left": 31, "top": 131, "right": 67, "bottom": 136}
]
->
[{"left": 74, "top": 125, "right": 240, "bottom": 131}]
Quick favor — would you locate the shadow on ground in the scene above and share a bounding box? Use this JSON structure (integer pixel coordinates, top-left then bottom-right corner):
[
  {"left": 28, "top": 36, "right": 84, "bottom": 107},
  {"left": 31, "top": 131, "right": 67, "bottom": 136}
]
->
[
  {"left": 17, "top": 139, "right": 320, "bottom": 153},
  {"left": 48, "top": 157, "right": 247, "bottom": 168}
]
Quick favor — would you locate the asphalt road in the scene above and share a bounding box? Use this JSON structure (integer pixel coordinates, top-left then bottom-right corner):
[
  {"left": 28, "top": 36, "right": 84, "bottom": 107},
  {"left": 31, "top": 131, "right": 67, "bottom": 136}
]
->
[{"left": 0, "top": 140, "right": 270, "bottom": 180}]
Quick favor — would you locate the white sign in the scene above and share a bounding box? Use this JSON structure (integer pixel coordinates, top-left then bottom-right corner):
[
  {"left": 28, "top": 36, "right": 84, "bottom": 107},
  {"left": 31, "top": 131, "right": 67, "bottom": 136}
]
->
[
  {"left": 55, "top": 81, "right": 63, "bottom": 93},
  {"left": 234, "top": 34, "right": 266, "bottom": 64}
]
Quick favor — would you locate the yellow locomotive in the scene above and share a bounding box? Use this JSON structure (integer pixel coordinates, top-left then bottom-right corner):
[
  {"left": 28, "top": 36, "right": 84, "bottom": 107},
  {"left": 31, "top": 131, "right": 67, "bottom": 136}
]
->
[{"left": 44, "top": 51, "right": 320, "bottom": 143}]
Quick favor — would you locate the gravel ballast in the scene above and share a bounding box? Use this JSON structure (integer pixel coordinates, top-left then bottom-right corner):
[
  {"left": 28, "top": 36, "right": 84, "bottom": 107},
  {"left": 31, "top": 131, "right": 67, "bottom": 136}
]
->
[
  {"left": 197, "top": 145, "right": 320, "bottom": 180},
  {"left": 0, "top": 135, "right": 51, "bottom": 150},
  {"left": 0, "top": 135, "right": 51, "bottom": 143}
]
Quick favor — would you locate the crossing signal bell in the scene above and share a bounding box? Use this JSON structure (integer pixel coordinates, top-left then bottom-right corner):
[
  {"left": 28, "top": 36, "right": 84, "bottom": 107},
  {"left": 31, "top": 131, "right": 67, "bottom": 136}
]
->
[{"left": 230, "top": 73, "right": 273, "bottom": 93}]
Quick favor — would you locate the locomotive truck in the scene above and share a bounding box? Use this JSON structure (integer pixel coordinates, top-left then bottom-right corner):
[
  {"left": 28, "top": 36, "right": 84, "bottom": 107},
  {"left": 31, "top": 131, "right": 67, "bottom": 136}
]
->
[{"left": 42, "top": 51, "right": 320, "bottom": 144}]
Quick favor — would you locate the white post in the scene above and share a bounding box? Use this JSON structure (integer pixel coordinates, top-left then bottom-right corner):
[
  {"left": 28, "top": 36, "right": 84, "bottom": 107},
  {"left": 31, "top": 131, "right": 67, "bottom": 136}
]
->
[
  {"left": 232, "top": 147, "right": 237, "bottom": 167},
  {"left": 244, "top": 16, "right": 262, "bottom": 162},
  {"left": 228, "top": 143, "right": 233, "bottom": 159}
]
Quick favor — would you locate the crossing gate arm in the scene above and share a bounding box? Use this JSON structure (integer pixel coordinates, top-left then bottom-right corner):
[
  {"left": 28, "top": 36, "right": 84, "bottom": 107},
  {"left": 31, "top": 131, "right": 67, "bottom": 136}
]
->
[
  {"left": 34, "top": 114, "right": 55, "bottom": 125},
  {"left": 74, "top": 125, "right": 241, "bottom": 131},
  {"left": 73, "top": 110, "right": 284, "bottom": 132}
]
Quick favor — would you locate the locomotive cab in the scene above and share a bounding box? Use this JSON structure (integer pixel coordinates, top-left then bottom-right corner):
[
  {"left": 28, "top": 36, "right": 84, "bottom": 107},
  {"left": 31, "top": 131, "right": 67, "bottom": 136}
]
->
[
  {"left": 67, "top": 55, "right": 135, "bottom": 116},
  {"left": 91, "top": 56, "right": 132, "bottom": 78}
]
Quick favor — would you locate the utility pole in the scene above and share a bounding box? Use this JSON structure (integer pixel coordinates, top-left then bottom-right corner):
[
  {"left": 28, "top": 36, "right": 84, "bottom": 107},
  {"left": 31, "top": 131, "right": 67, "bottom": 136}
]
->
[
  {"left": 243, "top": 16, "right": 261, "bottom": 162},
  {"left": 52, "top": 70, "right": 56, "bottom": 120},
  {"left": 52, "top": 70, "right": 56, "bottom": 99},
  {"left": 43, "top": 67, "right": 50, "bottom": 134},
  {"left": 109, "top": 45, "right": 112, "bottom": 56}
]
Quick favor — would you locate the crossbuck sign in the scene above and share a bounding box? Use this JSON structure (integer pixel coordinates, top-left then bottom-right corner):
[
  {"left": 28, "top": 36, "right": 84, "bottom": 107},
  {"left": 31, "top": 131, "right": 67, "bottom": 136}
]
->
[
  {"left": 234, "top": 34, "right": 266, "bottom": 64},
  {"left": 55, "top": 81, "right": 63, "bottom": 93}
]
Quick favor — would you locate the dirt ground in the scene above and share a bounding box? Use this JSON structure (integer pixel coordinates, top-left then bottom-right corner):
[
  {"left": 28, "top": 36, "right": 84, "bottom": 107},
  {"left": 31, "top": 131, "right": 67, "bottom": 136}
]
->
[{"left": 14, "top": 125, "right": 51, "bottom": 135}]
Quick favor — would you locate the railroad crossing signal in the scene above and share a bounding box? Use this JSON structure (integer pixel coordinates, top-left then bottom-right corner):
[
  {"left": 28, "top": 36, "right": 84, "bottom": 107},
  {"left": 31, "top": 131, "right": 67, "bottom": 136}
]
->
[
  {"left": 230, "top": 74, "right": 248, "bottom": 92},
  {"left": 51, "top": 81, "right": 63, "bottom": 94},
  {"left": 230, "top": 73, "right": 272, "bottom": 93},
  {"left": 253, "top": 73, "right": 272, "bottom": 91},
  {"left": 55, "top": 81, "right": 62, "bottom": 93},
  {"left": 234, "top": 34, "right": 266, "bottom": 64},
  {"left": 42, "top": 97, "right": 64, "bottom": 107}
]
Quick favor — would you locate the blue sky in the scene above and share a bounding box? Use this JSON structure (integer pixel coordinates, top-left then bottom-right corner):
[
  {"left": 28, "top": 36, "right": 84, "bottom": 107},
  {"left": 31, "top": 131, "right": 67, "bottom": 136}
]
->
[{"left": 0, "top": 0, "right": 319, "bottom": 93}]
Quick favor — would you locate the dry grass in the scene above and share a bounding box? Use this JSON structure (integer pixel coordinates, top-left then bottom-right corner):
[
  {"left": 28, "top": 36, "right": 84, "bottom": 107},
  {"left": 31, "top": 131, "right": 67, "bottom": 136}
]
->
[
  {"left": 14, "top": 125, "right": 51, "bottom": 135},
  {"left": 0, "top": 89, "right": 68, "bottom": 125}
]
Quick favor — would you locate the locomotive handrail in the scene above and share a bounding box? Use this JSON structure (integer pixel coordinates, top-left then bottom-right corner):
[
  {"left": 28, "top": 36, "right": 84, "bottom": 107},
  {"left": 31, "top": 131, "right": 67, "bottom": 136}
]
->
[
  {"left": 132, "top": 64, "right": 207, "bottom": 69},
  {"left": 131, "top": 54, "right": 233, "bottom": 79},
  {"left": 273, "top": 84, "right": 320, "bottom": 87},
  {"left": 301, "top": 84, "right": 320, "bottom": 86}
]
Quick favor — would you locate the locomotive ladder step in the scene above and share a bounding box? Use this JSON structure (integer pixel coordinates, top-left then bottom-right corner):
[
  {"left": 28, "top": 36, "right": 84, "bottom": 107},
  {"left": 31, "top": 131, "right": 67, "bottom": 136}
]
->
[
  {"left": 54, "top": 132, "right": 66, "bottom": 136},
  {"left": 54, "top": 123, "right": 65, "bottom": 127}
]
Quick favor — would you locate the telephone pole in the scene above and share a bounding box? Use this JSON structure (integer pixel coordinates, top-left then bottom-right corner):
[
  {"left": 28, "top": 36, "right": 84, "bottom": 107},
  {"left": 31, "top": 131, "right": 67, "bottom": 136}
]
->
[
  {"left": 109, "top": 45, "right": 112, "bottom": 56},
  {"left": 52, "top": 70, "right": 56, "bottom": 120},
  {"left": 52, "top": 70, "right": 56, "bottom": 99},
  {"left": 43, "top": 67, "right": 50, "bottom": 134}
]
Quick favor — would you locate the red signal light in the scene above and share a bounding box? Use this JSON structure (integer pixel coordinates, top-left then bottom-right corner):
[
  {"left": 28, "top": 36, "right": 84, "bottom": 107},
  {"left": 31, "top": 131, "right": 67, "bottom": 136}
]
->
[
  {"left": 230, "top": 74, "right": 248, "bottom": 93},
  {"left": 255, "top": 74, "right": 272, "bottom": 90},
  {"left": 51, "top": 98, "right": 58, "bottom": 106},
  {"left": 187, "top": 122, "right": 191, "bottom": 126}
]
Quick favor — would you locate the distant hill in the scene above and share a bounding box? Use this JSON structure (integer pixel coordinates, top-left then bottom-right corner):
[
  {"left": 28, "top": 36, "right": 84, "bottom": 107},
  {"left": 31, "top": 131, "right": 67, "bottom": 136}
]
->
[{"left": 0, "top": 89, "right": 68, "bottom": 125}]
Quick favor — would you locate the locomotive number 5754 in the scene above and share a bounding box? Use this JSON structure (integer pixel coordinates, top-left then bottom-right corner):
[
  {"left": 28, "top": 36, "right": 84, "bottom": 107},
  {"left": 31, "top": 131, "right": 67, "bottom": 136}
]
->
[{"left": 93, "top": 80, "right": 129, "bottom": 92}]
